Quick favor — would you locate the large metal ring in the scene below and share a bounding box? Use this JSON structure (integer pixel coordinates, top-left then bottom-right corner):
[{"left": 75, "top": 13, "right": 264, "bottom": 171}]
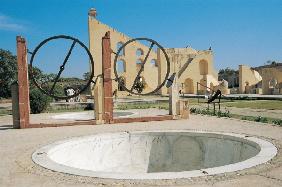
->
[
  {"left": 113, "top": 38, "right": 170, "bottom": 95},
  {"left": 29, "top": 35, "right": 94, "bottom": 100}
]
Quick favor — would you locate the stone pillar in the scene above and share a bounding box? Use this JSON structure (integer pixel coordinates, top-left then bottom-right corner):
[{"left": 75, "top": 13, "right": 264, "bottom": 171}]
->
[
  {"left": 11, "top": 82, "right": 20, "bottom": 128},
  {"left": 102, "top": 32, "right": 113, "bottom": 123},
  {"left": 16, "top": 36, "right": 30, "bottom": 128},
  {"left": 94, "top": 76, "right": 104, "bottom": 124},
  {"left": 169, "top": 75, "right": 179, "bottom": 118},
  {"left": 176, "top": 100, "right": 190, "bottom": 119}
]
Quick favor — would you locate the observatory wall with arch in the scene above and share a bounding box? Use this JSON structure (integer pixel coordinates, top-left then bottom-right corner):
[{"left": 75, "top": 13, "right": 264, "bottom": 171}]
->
[{"left": 88, "top": 9, "right": 225, "bottom": 96}]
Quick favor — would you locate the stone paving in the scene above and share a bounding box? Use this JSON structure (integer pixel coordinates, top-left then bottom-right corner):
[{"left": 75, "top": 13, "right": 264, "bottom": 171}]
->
[
  {"left": 0, "top": 110, "right": 281, "bottom": 186},
  {"left": 29, "top": 109, "right": 168, "bottom": 125}
]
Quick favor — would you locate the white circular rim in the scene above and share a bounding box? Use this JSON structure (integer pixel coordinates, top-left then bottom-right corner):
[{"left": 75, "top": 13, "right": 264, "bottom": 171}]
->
[{"left": 32, "top": 130, "right": 277, "bottom": 180}]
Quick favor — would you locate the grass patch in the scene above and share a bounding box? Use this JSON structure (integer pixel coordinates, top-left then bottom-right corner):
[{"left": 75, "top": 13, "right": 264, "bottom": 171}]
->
[
  {"left": 45, "top": 108, "right": 86, "bottom": 113},
  {"left": 117, "top": 101, "right": 169, "bottom": 110},
  {"left": 190, "top": 107, "right": 282, "bottom": 127},
  {"left": 190, "top": 107, "right": 231, "bottom": 118},
  {"left": 232, "top": 114, "right": 282, "bottom": 126},
  {"left": 0, "top": 109, "right": 11, "bottom": 116},
  {"left": 238, "top": 115, "right": 268, "bottom": 123},
  {"left": 222, "top": 100, "right": 282, "bottom": 110}
]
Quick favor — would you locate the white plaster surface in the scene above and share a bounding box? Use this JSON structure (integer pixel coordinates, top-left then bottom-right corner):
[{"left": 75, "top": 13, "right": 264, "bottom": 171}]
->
[
  {"left": 51, "top": 111, "right": 135, "bottom": 120},
  {"left": 32, "top": 130, "right": 277, "bottom": 179}
]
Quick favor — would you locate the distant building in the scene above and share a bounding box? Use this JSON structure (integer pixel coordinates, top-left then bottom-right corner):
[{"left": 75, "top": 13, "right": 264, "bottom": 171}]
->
[{"left": 238, "top": 63, "right": 282, "bottom": 95}]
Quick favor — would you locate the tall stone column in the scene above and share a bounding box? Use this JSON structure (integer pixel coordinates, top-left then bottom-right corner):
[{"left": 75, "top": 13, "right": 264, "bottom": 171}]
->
[
  {"left": 169, "top": 75, "right": 179, "bottom": 117},
  {"left": 102, "top": 31, "right": 113, "bottom": 123},
  {"left": 11, "top": 82, "right": 20, "bottom": 128},
  {"left": 16, "top": 36, "right": 30, "bottom": 128},
  {"left": 94, "top": 76, "right": 104, "bottom": 124}
]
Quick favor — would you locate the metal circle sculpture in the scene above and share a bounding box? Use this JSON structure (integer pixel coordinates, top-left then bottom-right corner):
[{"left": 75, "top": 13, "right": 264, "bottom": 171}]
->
[
  {"left": 113, "top": 38, "right": 170, "bottom": 95},
  {"left": 29, "top": 35, "right": 94, "bottom": 100}
]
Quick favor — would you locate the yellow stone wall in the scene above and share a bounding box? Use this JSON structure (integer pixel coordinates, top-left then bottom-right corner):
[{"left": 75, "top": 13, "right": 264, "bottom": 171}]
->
[
  {"left": 88, "top": 16, "right": 158, "bottom": 96},
  {"left": 238, "top": 64, "right": 282, "bottom": 95},
  {"left": 258, "top": 67, "right": 282, "bottom": 94},
  {"left": 88, "top": 12, "right": 221, "bottom": 95},
  {"left": 158, "top": 48, "right": 220, "bottom": 94},
  {"left": 239, "top": 65, "right": 262, "bottom": 94}
]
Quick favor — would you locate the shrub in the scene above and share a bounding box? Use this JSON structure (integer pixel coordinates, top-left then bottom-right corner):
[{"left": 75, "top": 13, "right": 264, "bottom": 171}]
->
[
  {"left": 273, "top": 119, "right": 282, "bottom": 126},
  {"left": 190, "top": 107, "right": 197, "bottom": 113},
  {"left": 217, "top": 110, "right": 230, "bottom": 118},
  {"left": 190, "top": 107, "right": 230, "bottom": 118},
  {"left": 241, "top": 116, "right": 248, "bottom": 120},
  {"left": 39, "top": 84, "right": 64, "bottom": 101},
  {"left": 29, "top": 88, "right": 51, "bottom": 114},
  {"left": 200, "top": 109, "right": 209, "bottom": 115},
  {"left": 254, "top": 116, "right": 268, "bottom": 123},
  {"left": 260, "top": 117, "right": 268, "bottom": 123},
  {"left": 84, "top": 103, "right": 94, "bottom": 110}
]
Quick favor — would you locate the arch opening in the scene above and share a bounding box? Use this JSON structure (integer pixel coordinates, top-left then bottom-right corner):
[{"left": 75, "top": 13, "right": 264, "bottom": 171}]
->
[
  {"left": 117, "top": 42, "right": 125, "bottom": 56},
  {"left": 136, "top": 48, "right": 144, "bottom": 57},
  {"left": 199, "top": 60, "right": 208, "bottom": 75},
  {"left": 117, "top": 59, "right": 126, "bottom": 74},
  {"left": 184, "top": 78, "right": 194, "bottom": 94}
]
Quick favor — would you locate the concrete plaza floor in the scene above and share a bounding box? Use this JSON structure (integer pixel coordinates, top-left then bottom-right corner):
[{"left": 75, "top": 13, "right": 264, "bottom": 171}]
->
[{"left": 0, "top": 110, "right": 281, "bottom": 187}]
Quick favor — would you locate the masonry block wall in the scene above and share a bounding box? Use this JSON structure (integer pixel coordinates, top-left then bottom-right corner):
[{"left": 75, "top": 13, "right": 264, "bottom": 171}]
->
[
  {"left": 158, "top": 48, "right": 220, "bottom": 94},
  {"left": 239, "top": 65, "right": 262, "bottom": 94},
  {"left": 88, "top": 12, "right": 158, "bottom": 96},
  {"left": 102, "top": 32, "right": 113, "bottom": 123},
  {"left": 16, "top": 36, "right": 30, "bottom": 128},
  {"left": 88, "top": 9, "right": 220, "bottom": 96}
]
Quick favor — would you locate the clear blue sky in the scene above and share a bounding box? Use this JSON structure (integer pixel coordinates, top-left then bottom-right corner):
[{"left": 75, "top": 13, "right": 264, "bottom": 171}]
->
[{"left": 1, "top": 0, "right": 281, "bottom": 77}]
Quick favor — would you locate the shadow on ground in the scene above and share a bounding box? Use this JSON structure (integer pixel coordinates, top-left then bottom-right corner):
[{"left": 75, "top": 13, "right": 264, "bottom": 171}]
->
[{"left": 0, "top": 125, "right": 13, "bottom": 130}]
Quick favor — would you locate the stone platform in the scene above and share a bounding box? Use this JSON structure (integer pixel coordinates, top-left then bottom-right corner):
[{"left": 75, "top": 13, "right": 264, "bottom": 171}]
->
[{"left": 0, "top": 111, "right": 281, "bottom": 186}]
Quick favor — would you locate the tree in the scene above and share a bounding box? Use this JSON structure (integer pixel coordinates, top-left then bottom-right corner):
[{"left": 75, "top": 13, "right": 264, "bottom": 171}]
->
[
  {"left": 266, "top": 60, "right": 277, "bottom": 66},
  {"left": 0, "top": 49, "right": 17, "bottom": 98},
  {"left": 218, "top": 67, "right": 239, "bottom": 88},
  {"left": 83, "top": 72, "right": 91, "bottom": 81},
  {"left": 28, "top": 65, "right": 57, "bottom": 86},
  {"left": 218, "top": 67, "right": 238, "bottom": 78},
  {"left": 29, "top": 88, "right": 51, "bottom": 114},
  {"left": 0, "top": 48, "right": 55, "bottom": 99}
]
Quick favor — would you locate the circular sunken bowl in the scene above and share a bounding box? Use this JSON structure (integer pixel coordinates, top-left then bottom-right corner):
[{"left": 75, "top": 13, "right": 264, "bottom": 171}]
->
[{"left": 32, "top": 130, "right": 277, "bottom": 179}]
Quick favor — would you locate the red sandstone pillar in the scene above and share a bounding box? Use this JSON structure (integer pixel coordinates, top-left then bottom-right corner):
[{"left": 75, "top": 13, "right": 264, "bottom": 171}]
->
[
  {"left": 102, "top": 32, "right": 113, "bottom": 123},
  {"left": 16, "top": 36, "right": 30, "bottom": 128}
]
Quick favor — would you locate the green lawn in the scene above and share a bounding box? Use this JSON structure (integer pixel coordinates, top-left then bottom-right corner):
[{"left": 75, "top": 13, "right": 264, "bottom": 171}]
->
[
  {"left": 222, "top": 100, "right": 282, "bottom": 110},
  {"left": 117, "top": 101, "right": 169, "bottom": 110},
  {"left": 0, "top": 109, "right": 11, "bottom": 116},
  {"left": 116, "top": 98, "right": 202, "bottom": 110},
  {"left": 45, "top": 108, "right": 86, "bottom": 113},
  {"left": 116, "top": 99, "right": 282, "bottom": 111},
  {"left": 230, "top": 113, "right": 280, "bottom": 123}
]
